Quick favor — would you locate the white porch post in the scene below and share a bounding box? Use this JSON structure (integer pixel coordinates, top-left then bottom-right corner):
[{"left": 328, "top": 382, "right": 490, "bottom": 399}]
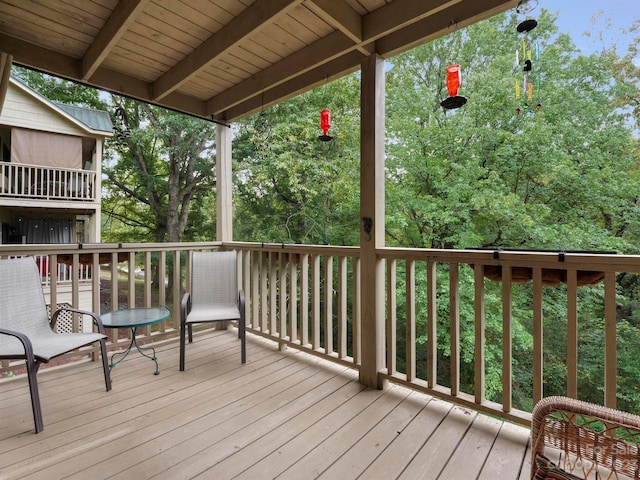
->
[
  {"left": 359, "top": 53, "right": 386, "bottom": 389},
  {"left": 216, "top": 123, "right": 233, "bottom": 241},
  {"left": 90, "top": 138, "right": 103, "bottom": 242}
]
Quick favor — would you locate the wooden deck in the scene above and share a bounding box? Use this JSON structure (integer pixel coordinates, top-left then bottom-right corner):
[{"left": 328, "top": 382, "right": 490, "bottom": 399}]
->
[{"left": 0, "top": 330, "right": 532, "bottom": 480}]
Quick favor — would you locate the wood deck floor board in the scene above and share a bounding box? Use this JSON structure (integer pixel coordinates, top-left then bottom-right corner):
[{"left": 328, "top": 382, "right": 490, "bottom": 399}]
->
[
  {"left": 0, "top": 337, "right": 275, "bottom": 469},
  {"left": 230, "top": 385, "right": 389, "bottom": 480},
  {"left": 17, "top": 351, "right": 308, "bottom": 479},
  {"left": 357, "top": 397, "right": 454, "bottom": 479},
  {"left": 195, "top": 379, "right": 367, "bottom": 480},
  {"left": 132, "top": 360, "right": 357, "bottom": 479},
  {"left": 0, "top": 337, "right": 274, "bottom": 453},
  {"left": 316, "top": 391, "right": 432, "bottom": 480},
  {"left": 397, "top": 406, "right": 478, "bottom": 479},
  {"left": 0, "top": 332, "right": 241, "bottom": 433},
  {"left": 437, "top": 412, "right": 504, "bottom": 478},
  {"left": 477, "top": 421, "right": 531, "bottom": 479},
  {"left": 0, "top": 330, "right": 532, "bottom": 480},
  {"left": 275, "top": 386, "right": 413, "bottom": 480}
]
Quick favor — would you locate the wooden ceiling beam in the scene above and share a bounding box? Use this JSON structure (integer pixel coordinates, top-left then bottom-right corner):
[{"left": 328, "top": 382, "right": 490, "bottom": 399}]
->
[
  {"left": 219, "top": 50, "right": 363, "bottom": 122},
  {"left": 151, "top": 0, "right": 302, "bottom": 102},
  {"left": 206, "top": 0, "right": 469, "bottom": 116},
  {"left": 0, "top": 0, "right": 518, "bottom": 123},
  {"left": 363, "top": 0, "right": 462, "bottom": 41},
  {"left": 206, "top": 30, "right": 355, "bottom": 116},
  {"left": 82, "top": 0, "right": 149, "bottom": 81},
  {"left": 0, "top": 32, "right": 81, "bottom": 80},
  {"left": 217, "top": 0, "right": 517, "bottom": 122},
  {"left": 376, "top": 0, "right": 518, "bottom": 57},
  {"left": 86, "top": 67, "right": 208, "bottom": 118},
  {"left": 306, "top": 0, "right": 370, "bottom": 54}
]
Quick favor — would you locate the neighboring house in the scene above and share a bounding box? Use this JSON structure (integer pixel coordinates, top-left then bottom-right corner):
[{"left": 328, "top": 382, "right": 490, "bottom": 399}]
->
[
  {"left": 0, "top": 76, "right": 112, "bottom": 246},
  {"left": 0, "top": 76, "right": 113, "bottom": 324}
]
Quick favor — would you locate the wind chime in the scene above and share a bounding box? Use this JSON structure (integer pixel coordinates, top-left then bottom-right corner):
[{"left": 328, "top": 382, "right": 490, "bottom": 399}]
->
[{"left": 514, "top": 0, "right": 541, "bottom": 114}]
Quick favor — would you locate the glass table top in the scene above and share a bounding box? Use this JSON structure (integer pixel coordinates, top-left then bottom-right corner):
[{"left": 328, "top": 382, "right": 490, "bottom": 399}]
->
[{"left": 101, "top": 307, "right": 170, "bottom": 328}]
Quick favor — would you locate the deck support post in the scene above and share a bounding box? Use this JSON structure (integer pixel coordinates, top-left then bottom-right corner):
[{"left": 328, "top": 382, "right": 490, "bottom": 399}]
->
[
  {"left": 216, "top": 123, "right": 233, "bottom": 242},
  {"left": 216, "top": 123, "right": 233, "bottom": 330},
  {"left": 359, "top": 53, "right": 387, "bottom": 390}
]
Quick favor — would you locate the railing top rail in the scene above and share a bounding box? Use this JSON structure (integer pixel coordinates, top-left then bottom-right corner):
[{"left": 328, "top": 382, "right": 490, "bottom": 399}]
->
[
  {"left": 0, "top": 162, "right": 97, "bottom": 174},
  {"left": 0, "top": 241, "right": 223, "bottom": 256},
  {"left": 224, "top": 241, "right": 359, "bottom": 256},
  {"left": 378, "top": 247, "right": 639, "bottom": 271}
]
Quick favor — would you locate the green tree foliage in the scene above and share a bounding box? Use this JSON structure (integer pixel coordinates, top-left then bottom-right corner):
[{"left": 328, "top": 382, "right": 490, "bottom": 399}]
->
[
  {"left": 233, "top": 75, "right": 361, "bottom": 245},
  {"left": 13, "top": 66, "right": 106, "bottom": 110},
  {"left": 385, "top": 10, "right": 640, "bottom": 253},
  {"left": 103, "top": 97, "right": 216, "bottom": 242},
  {"left": 382, "top": 10, "right": 640, "bottom": 408}
]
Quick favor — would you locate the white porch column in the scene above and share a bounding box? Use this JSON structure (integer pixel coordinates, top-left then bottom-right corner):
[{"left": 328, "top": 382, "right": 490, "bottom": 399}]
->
[
  {"left": 359, "top": 53, "right": 386, "bottom": 389},
  {"left": 216, "top": 123, "right": 233, "bottom": 241},
  {"left": 90, "top": 138, "right": 103, "bottom": 242}
]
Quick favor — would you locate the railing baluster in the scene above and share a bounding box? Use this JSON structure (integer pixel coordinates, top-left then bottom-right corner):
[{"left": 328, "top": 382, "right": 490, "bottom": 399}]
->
[
  {"left": 269, "top": 251, "right": 277, "bottom": 335},
  {"left": 144, "top": 251, "right": 153, "bottom": 308},
  {"left": 450, "top": 262, "right": 460, "bottom": 396},
  {"left": 427, "top": 259, "right": 436, "bottom": 388},
  {"left": 566, "top": 269, "right": 578, "bottom": 399},
  {"left": 604, "top": 271, "right": 617, "bottom": 409},
  {"left": 325, "top": 255, "right": 333, "bottom": 355},
  {"left": 172, "top": 250, "right": 181, "bottom": 330},
  {"left": 300, "top": 253, "right": 309, "bottom": 346},
  {"left": 387, "top": 258, "right": 397, "bottom": 376},
  {"left": 532, "top": 267, "right": 543, "bottom": 405},
  {"left": 158, "top": 251, "right": 167, "bottom": 334},
  {"left": 474, "top": 263, "right": 485, "bottom": 405},
  {"left": 250, "top": 251, "right": 260, "bottom": 330},
  {"left": 279, "top": 252, "right": 288, "bottom": 344},
  {"left": 289, "top": 252, "right": 298, "bottom": 344},
  {"left": 502, "top": 265, "right": 512, "bottom": 413},
  {"left": 261, "top": 252, "right": 268, "bottom": 332},
  {"left": 338, "top": 256, "right": 348, "bottom": 359},
  {"left": 128, "top": 251, "right": 136, "bottom": 308},
  {"left": 312, "top": 254, "right": 321, "bottom": 351},
  {"left": 406, "top": 259, "right": 416, "bottom": 382},
  {"left": 353, "top": 256, "right": 361, "bottom": 365}
]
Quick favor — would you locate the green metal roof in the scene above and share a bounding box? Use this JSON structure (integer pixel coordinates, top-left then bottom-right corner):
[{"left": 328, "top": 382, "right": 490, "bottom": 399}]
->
[{"left": 51, "top": 101, "right": 113, "bottom": 134}]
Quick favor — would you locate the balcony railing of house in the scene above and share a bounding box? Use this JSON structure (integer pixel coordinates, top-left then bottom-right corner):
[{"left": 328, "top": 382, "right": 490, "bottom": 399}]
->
[
  {"left": 0, "top": 162, "right": 96, "bottom": 201},
  {"left": 32, "top": 254, "right": 91, "bottom": 285},
  {"left": 0, "top": 242, "right": 636, "bottom": 426}
]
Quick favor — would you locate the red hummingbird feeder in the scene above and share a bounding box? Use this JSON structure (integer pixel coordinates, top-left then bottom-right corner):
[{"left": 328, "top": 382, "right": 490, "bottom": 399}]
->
[
  {"left": 318, "top": 109, "right": 333, "bottom": 141},
  {"left": 440, "top": 64, "right": 467, "bottom": 109}
]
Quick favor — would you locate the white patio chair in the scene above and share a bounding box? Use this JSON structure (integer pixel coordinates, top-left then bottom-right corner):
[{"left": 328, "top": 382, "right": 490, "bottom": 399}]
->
[
  {"left": 0, "top": 257, "right": 111, "bottom": 433},
  {"left": 180, "top": 251, "right": 246, "bottom": 370}
]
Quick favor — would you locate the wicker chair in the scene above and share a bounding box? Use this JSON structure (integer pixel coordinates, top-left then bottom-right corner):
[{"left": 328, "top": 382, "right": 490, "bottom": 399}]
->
[
  {"left": 0, "top": 257, "right": 111, "bottom": 433},
  {"left": 531, "top": 396, "right": 640, "bottom": 479},
  {"left": 179, "top": 251, "right": 246, "bottom": 370}
]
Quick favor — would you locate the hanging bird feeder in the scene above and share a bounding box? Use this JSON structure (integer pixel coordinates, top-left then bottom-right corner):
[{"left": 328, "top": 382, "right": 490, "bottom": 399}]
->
[
  {"left": 318, "top": 109, "right": 333, "bottom": 141},
  {"left": 440, "top": 64, "right": 467, "bottom": 109}
]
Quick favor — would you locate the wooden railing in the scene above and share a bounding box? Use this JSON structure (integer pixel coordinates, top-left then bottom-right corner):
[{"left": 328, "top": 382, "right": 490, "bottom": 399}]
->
[
  {"left": 0, "top": 242, "right": 637, "bottom": 426},
  {"left": 0, "top": 163, "right": 96, "bottom": 201}
]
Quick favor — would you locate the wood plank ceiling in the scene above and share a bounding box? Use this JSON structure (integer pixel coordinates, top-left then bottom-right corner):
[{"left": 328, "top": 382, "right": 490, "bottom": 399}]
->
[{"left": 0, "top": 0, "right": 518, "bottom": 123}]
